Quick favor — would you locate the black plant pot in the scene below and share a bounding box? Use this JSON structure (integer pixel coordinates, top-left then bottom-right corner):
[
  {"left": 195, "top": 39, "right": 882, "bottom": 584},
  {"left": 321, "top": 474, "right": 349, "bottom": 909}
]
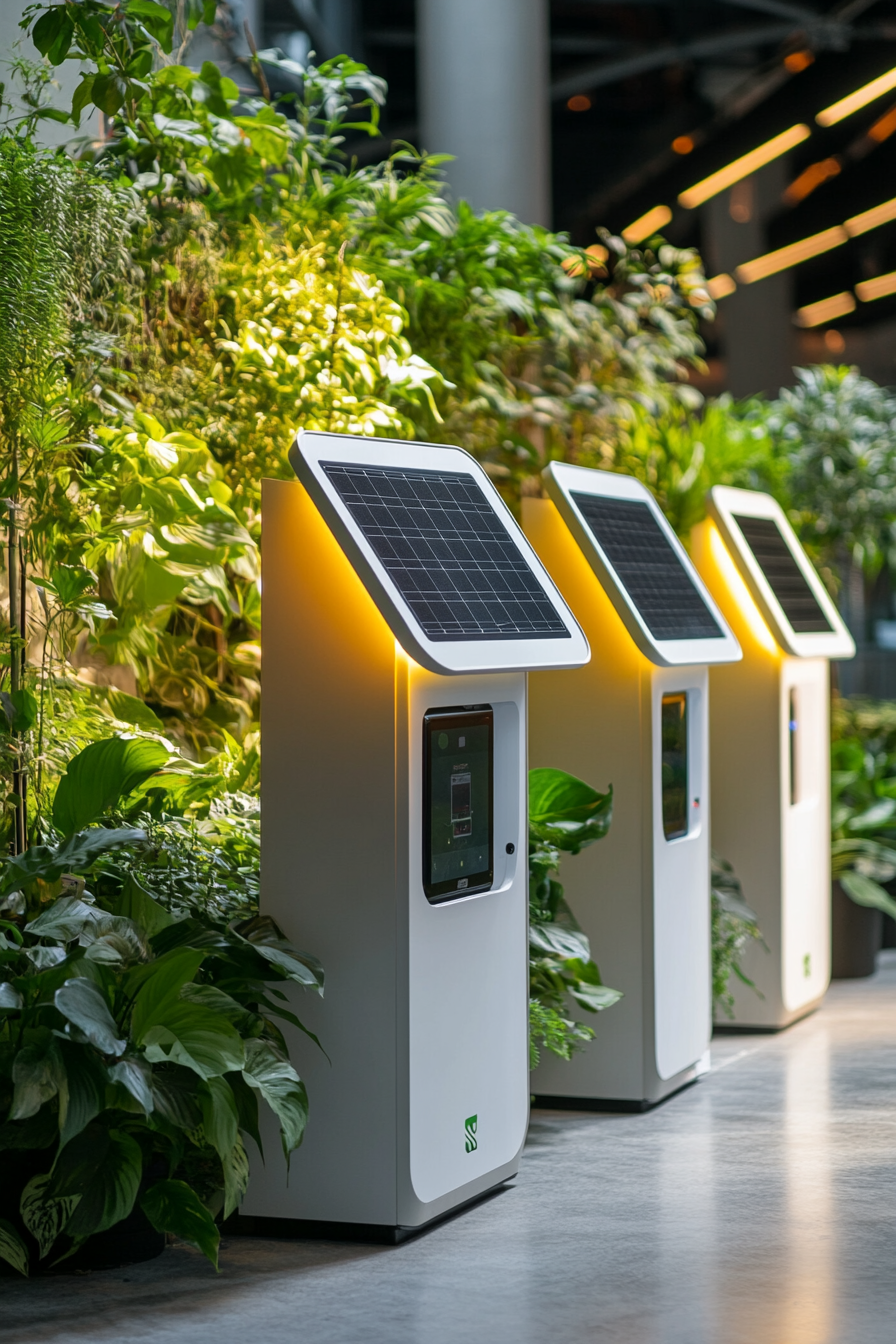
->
[{"left": 831, "top": 879, "right": 883, "bottom": 979}]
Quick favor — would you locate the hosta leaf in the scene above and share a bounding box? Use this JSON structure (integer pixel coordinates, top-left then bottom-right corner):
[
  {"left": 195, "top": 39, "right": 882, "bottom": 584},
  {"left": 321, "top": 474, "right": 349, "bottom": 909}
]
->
[
  {"left": 141, "top": 1179, "right": 219, "bottom": 1269},
  {"left": 151, "top": 1067, "right": 202, "bottom": 1130},
  {"left": 11, "top": 1030, "right": 67, "bottom": 1120},
  {"left": 108, "top": 1057, "right": 154, "bottom": 1115},
  {"left": 27, "top": 898, "right": 102, "bottom": 943},
  {"left": 222, "top": 1135, "right": 250, "bottom": 1220},
  {"left": 49, "top": 1123, "right": 142, "bottom": 1240},
  {"left": 0, "top": 1218, "right": 29, "bottom": 1277},
  {"left": 242, "top": 1039, "right": 308, "bottom": 1160},
  {"left": 129, "top": 947, "right": 205, "bottom": 1040},
  {"left": 199, "top": 1075, "right": 238, "bottom": 1164},
  {"left": 20, "top": 1174, "right": 80, "bottom": 1260},
  {"left": 55, "top": 978, "right": 126, "bottom": 1056},
  {"left": 57, "top": 1041, "right": 107, "bottom": 1148},
  {"left": 53, "top": 738, "right": 171, "bottom": 836},
  {"left": 140, "top": 1003, "right": 245, "bottom": 1079}
]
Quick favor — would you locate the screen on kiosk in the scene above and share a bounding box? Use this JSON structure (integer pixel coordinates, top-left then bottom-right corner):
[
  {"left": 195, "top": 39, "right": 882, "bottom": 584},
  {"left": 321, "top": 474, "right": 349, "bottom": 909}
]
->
[{"left": 423, "top": 708, "right": 493, "bottom": 902}]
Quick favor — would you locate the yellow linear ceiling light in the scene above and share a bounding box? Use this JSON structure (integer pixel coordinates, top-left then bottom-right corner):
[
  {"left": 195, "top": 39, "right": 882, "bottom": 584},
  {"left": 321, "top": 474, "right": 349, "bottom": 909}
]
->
[
  {"left": 678, "top": 125, "right": 811, "bottom": 210},
  {"left": 816, "top": 65, "right": 896, "bottom": 128},
  {"left": 845, "top": 196, "right": 896, "bottom": 237},
  {"left": 856, "top": 271, "right": 896, "bottom": 302},
  {"left": 736, "top": 226, "right": 848, "bottom": 284},
  {"left": 706, "top": 273, "right": 737, "bottom": 300},
  {"left": 622, "top": 204, "right": 672, "bottom": 244},
  {"left": 794, "top": 292, "right": 856, "bottom": 327}
]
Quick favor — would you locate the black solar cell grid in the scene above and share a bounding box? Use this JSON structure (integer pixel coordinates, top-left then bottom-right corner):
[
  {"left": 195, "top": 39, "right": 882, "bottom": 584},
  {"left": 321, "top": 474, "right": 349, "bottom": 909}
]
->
[
  {"left": 322, "top": 462, "right": 571, "bottom": 642},
  {"left": 732, "top": 514, "right": 833, "bottom": 634},
  {"left": 570, "top": 493, "right": 724, "bottom": 641}
]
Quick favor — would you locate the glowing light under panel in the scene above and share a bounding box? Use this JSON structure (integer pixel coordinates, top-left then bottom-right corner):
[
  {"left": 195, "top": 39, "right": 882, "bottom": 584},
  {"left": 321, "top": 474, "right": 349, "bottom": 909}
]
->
[
  {"left": 793, "top": 292, "right": 855, "bottom": 327},
  {"left": 856, "top": 270, "right": 896, "bottom": 302},
  {"left": 622, "top": 205, "right": 672, "bottom": 244},
  {"left": 678, "top": 125, "right": 810, "bottom": 210},
  {"left": 816, "top": 65, "right": 896, "bottom": 128},
  {"left": 736, "top": 227, "right": 848, "bottom": 284}
]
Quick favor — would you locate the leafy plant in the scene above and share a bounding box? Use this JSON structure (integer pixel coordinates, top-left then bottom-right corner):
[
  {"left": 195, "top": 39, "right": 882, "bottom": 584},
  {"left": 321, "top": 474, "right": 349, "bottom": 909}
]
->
[
  {"left": 527, "top": 767, "right": 621, "bottom": 1069},
  {"left": 831, "top": 697, "right": 896, "bottom": 920},
  {"left": 0, "top": 736, "right": 321, "bottom": 1276},
  {"left": 711, "top": 853, "right": 763, "bottom": 1019}
]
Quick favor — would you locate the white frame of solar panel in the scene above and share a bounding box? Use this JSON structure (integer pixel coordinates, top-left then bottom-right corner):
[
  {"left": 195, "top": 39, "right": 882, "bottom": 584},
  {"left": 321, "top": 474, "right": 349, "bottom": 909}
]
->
[
  {"left": 707, "top": 486, "right": 855, "bottom": 660},
  {"left": 542, "top": 463, "right": 741, "bottom": 668},
  {"left": 290, "top": 431, "right": 589, "bottom": 675}
]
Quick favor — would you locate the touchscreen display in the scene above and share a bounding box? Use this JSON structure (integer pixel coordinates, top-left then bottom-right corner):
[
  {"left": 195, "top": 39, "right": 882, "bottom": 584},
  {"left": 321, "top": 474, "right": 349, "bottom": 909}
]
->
[
  {"left": 661, "top": 693, "right": 688, "bottom": 841},
  {"left": 423, "top": 707, "right": 493, "bottom": 902}
]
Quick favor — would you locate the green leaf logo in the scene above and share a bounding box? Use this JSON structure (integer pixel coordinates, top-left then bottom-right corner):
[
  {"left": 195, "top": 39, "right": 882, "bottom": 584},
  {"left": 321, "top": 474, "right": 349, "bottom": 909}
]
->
[{"left": 464, "top": 1114, "right": 478, "bottom": 1154}]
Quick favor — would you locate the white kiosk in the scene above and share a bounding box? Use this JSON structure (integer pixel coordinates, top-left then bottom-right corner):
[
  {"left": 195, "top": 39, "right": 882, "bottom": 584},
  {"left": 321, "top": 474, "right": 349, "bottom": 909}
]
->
[
  {"left": 523, "top": 464, "right": 741, "bottom": 1109},
  {"left": 241, "top": 431, "right": 588, "bottom": 1237},
  {"left": 691, "top": 486, "right": 855, "bottom": 1028}
]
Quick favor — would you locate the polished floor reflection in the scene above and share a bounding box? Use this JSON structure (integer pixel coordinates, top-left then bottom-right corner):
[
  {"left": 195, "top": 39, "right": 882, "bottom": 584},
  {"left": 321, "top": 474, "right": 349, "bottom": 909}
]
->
[{"left": 7, "top": 954, "right": 896, "bottom": 1344}]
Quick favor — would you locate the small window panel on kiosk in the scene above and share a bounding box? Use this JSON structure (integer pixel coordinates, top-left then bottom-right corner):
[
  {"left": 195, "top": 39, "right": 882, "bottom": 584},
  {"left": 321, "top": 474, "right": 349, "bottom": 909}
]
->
[
  {"left": 661, "top": 693, "right": 689, "bottom": 840},
  {"left": 288, "top": 432, "right": 590, "bottom": 677},
  {"left": 541, "top": 462, "right": 741, "bottom": 668},
  {"left": 423, "top": 708, "right": 494, "bottom": 903},
  {"left": 706, "top": 485, "right": 854, "bottom": 660}
]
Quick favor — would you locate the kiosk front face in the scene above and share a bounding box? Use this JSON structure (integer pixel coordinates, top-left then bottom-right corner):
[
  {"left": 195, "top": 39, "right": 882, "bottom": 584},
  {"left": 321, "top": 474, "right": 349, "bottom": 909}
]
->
[
  {"left": 244, "top": 432, "right": 588, "bottom": 1234},
  {"left": 692, "top": 486, "right": 854, "bottom": 1029},
  {"left": 524, "top": 464, "right": 739, "bottom": 1107}
]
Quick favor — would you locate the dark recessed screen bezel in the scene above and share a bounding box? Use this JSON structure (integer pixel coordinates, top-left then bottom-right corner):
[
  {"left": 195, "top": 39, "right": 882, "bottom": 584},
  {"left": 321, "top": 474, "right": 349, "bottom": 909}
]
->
[
  {"left": 422, "top": 707, "right": 494, "bottom": 904},
  {"left": 731, "top": 513, "right": 833, "bottom": 635},
  {"left": 570, "top": 492, "right": 724, "bottom": 642}
]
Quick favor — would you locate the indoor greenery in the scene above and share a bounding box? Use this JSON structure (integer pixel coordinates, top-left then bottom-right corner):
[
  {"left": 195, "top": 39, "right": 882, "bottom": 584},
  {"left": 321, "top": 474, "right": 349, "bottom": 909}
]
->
[
  {"left": 0, "top": 734, "right": 321, "bottom": 1277},
  {"left": 527, "top": 767, "right": 621, "bottom": 1069},
  {"left": 831, "top": 696, "right": 896, "bottom": 919},
  {"left": 710, "top": 853, "right": 763, "bottom": 1019}
]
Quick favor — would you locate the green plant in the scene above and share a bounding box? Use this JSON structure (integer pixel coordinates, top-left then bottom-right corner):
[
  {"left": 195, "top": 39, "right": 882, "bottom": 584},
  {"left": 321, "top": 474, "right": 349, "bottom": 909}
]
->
[
  {"left": 0, "top": 735, "right": 321, "bottom": 1277},
  {"left": 711, "top": 853, "right": 763, "bottom": 1019},
  {"left": 830, "top": 696, "right": 896, "bottom": 919},
  {"left": 765, "top": 365, "right": 896, "bottom": 581},
  {"left": 527, "top": 767, "right": 621, "bottom": 1069}
]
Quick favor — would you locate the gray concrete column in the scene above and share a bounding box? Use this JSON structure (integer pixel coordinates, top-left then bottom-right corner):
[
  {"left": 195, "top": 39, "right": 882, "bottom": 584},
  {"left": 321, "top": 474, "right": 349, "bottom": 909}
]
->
[{"left": 417, "top": 0, "right": 551, "bottom": 226}]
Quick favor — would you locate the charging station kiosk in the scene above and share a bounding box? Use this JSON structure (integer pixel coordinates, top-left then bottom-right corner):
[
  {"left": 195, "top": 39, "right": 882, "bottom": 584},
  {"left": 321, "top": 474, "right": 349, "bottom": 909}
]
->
[
  {"left": 240, "top": 431, "right": 588, "bottom": 1237},
  {"left": 522, "top": 464, "right": 741, "bottom": 1108},
  {"left": 691, "top": 486, "right": 854, "bottom": 1029}
]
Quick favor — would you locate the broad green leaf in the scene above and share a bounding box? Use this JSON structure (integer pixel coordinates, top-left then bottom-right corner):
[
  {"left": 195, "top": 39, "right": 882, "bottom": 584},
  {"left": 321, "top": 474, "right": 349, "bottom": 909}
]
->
[
  {"left": 128, "top": 0, "right": 175, "bottom": 51},
  {"left": 141, "top": 1179, "right": 219, "bottom": 1269},
  {"left": 1, "top": 688, "right": 37, "bottom": 732},
  {"left": 55, "top": 979, "right": 126, "bottom": 1057},
  {"left": 180, "top": 982, "right": 258, "bottom": 1033},
  {"left": 0, "top": 982, "right": 24, "bottom": 1010},
  {"left": 242, "top": 1039, "right": 308, "bottom": 1159},
  {"left": 108, "top": 1058, "right": 154, "bottom": 1115},
  {"left": 141, "top": 1004, "right": 245, "bottom": 1079},
  {"left": 199, "top": 1075, "right": 239, "bottom": 1164},
  {"left": 107, "top": 690, "right": 166, "bottom": 733},
  {"left": 0, "top": 1218, "right": 29, "bottom": 1277},
  {"left": 129, "top": 947, "right": 205, "bottom": 1040},
  {"left": 231, "top": 916, "right": 324, "bottom": 991},
  {"left": 10, "top": 1030, "right": 67, "bottom": 1120},
  {"left": 226, "top": 1071, "right": 262, "bottom": 1157},
  {"left": 31, "top": 8, "right": 74, "bottom": 63},
  {"left": 50, "top": 1124, "right": 142, "bottom": 1240},
  {"left": 529, "top": 769, "right": 613, "bottom": 852},
  {"left": 53, "top": 738, "right": 171, "bottom": 835},
  {"left": 0, "top": 828, "right": 146, "bottom": 901},
  {"left": 222, "top": 1135, "right": 250, "bottom": 1220},
  {"left": 26, "top": 897, "right": 102, "bottom": 943},
  {"left": 57, "top": 1041, "right": 107, "bottom": 1149},
  {"left": 840, "top": 871, "right": 896, "bottom": 920},
  {"left": 151, "top": 1066, "right": 202, "bottom": 1130},
  {"left": 570, "top": 982, "right": 623, "bottom": 1013},
  {"left": 114, "top": 874, "right": 173, "bottom": 938},
  {"left": 529, "top": 922, "right": 590, "bottom": 962},
  {"left": 20, "top": 1174, "right": 80, "bottom": 1260}
]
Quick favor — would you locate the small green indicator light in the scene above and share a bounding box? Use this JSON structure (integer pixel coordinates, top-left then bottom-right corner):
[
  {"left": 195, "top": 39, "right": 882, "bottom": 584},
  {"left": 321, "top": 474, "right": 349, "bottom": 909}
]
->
[{"left": 438, "top": 732, "right": 448, "bottom": 749}]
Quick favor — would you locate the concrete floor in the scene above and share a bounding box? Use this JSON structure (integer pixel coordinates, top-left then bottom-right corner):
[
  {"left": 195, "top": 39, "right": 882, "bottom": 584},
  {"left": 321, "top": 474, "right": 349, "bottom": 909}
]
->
[{"left": 5, "top": 954, "right": 896, "bottom": 1344}]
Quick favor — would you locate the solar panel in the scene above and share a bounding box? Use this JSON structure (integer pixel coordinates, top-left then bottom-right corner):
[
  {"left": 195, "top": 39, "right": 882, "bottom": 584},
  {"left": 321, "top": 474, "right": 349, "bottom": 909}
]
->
[
  {"left": 322, "top": 462, "right": 571, "bottom": 643},
  {"left": 570, "top": 493, "right": 724, "bottom": 641},
  {"left": 732, "top": 514, "right": 833, "bottom": 634}
]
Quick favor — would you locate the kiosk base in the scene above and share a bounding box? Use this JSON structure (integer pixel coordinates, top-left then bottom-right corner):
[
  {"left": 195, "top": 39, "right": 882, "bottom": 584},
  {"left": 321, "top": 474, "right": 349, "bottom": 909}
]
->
[
  {"left": 226, "top": 1184, "right": 512, "bottom": 1245},
  {"left": 531, "top": 1078, "right": 699, "bottom": 1114}
]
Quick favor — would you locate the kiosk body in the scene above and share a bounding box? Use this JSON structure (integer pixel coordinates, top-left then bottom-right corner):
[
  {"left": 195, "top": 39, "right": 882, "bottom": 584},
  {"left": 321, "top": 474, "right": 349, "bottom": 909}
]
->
[
  {"left": 691, "top": 487, "right": 854, "bottom": 1028},
  {"left": 523, "top": 467, "right": 740, "bottom": 1108},
  {"left": 243, "top": 434, "right": 586, "bottom": 1233}
]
